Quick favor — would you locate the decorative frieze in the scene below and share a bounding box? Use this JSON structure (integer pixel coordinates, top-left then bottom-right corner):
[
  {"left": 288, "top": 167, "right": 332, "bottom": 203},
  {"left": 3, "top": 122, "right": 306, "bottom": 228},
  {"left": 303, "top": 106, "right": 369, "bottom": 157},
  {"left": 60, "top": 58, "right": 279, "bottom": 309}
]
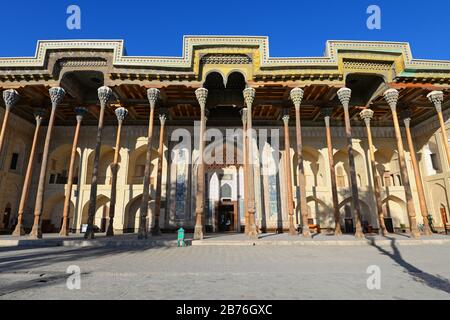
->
[
  {"left": 343, "top": 60, "right": 394, "bottom": 72},
  {"left": 58, "top": 58, "right": 108, "bottom": 68},
  {"left": 200, "top": 54, "right": 252, "bottom": 65}
]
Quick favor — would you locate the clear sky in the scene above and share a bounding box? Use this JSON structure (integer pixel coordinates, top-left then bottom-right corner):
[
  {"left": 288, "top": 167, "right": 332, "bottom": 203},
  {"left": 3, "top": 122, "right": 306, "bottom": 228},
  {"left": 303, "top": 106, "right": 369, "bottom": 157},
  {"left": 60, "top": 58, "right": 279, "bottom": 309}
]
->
[{"left": 1, "top": 0, "right": 449, "bottom": 60}]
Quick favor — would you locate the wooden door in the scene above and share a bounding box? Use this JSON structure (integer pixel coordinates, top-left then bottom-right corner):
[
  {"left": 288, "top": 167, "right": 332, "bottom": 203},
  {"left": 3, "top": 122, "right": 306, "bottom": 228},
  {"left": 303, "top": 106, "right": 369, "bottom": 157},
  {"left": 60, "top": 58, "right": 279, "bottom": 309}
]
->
[{"left": 440, "top": 207, "right": 448, "bottom": 226}]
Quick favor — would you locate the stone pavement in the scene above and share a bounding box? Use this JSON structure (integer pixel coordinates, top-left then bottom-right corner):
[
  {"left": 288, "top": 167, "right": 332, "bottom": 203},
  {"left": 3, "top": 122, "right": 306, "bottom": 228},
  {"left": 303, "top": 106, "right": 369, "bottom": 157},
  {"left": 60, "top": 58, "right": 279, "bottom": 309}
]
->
[
  {"left": 1, "top": 232, "right": 450, "bottom": 248},
  {"left": 193, "top": 232, "right": 450, "bottom": 246},
  {"left": 0, "top": 234, "right": 449, "bottom": 299},
  {"left": 0, "top": 232, "right": 184, "bottom": 248}
]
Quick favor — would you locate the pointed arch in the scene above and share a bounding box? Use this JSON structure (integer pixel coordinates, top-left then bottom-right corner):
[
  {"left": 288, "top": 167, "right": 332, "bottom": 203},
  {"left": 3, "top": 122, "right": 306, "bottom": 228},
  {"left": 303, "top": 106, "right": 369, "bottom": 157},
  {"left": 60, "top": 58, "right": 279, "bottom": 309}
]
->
[
  {"left": 293, "top": 146, "right": 325, "bottom": 188},
  {"left": 381, "top": 195, "right": 407, "bottom": 228},
  {"left": 42, "top": 193, "right": 75, "bottom": 232},
  {"left": 48, "top": 144, "right": 81, "bottom": 185},
  {"left": 81, "top": 194, "right": 110, "bottom": 230},
  {"left": 123, "top": 193, "right": 154, "bottom": 233},
  {"left": 127, "top": 144, "right": 159, "bottom": 185},
  {"left": 306, "top": 196, "right": 332, "bottom": 227},
  {"left": 86, "top": 145, "right": 121, "bottom": 185}
]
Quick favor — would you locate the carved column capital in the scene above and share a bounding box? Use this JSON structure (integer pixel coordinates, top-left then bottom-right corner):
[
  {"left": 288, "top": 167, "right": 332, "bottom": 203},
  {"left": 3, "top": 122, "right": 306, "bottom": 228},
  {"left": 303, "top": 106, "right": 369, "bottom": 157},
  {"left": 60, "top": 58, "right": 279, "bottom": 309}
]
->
[
  {"left": 159, "top": 112, "right": 167, "bottom": 125},
  {"left": 282, "top": 112, "right": 290, "bottom": 125},
  {"left": 33, "top": 108, "right": 46, "bottom": 125},
  {"left": 383, "top": 88, "right": 399, "bottom": 112},
  {"left": 400, "top": 109, "right": 412, "bottom": 128},
  {"left": 49, "top": 87, "right": 66, "bottom": 105},
  {"left": 290, "top": 87, "right": 304, "bottom": 109},
  {"left": 359, "top": 109, "right": 374, "bottom": 127},
  {"left": 195, "top": 87, "right": 208, "bottom": 110},
  {"left": 321, "top": 107, "right": 333, "bottom": 126},
  {"left": 114, "top": 107, "right": 128, "bottom": 123},
  {"left": 2, "top": 89, "right": 19, "bottom": 109},
  {"left": 97, "top": 86, "right": 113, "bottom": 105},
  {"left": 337, "top": 87, "right": 351, "bottom": 109},
  {"left": 427, "top": 90, "right": 444, "bottom": 113},
  {"left": 74, "top": 106, "right": 88, "bottom": 122},
  {"left": 147, "top": 88, "right": 160, "bottom": 108},
  {"left": 243, "top": 87, "right": 256, "bottom": 107}
]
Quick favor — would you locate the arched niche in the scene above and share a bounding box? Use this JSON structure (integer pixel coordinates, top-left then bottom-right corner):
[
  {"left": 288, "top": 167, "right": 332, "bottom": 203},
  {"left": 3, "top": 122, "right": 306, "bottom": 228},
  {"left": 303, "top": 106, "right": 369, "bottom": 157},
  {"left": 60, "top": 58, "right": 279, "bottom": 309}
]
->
[
  {"left": 127, "top": 144, "right": 159, "bottom": 185},
  {"left": 293, "top": 146, "right": 325, "bottom": 188},
  {"left": 381, "top": 195, "right": 407, "bottom": 228},
  {"left": 85, "top": 145, "right": 121, "bottom": 185},
  {"left": 332, "top": 148, "right": 366, "bottom": 188},
  {"left": 48, "top": 144, "right": 81, "bottom": 185},
  {"left": 374, "top": 148, "right": 402, "bottom": 187},
  {"left": 81, "top": 194, "right": 110, "bottom": 231},
  {"left": 42, "top": 193, "right": 75, "bottom": 232}
]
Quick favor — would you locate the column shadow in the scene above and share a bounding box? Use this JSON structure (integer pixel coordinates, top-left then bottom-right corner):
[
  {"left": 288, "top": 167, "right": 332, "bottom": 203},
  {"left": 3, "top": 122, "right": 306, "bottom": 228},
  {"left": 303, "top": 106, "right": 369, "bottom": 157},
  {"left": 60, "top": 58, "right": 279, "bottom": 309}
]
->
[{"left": 369, "top": 236, "right": 450, "bottom": 294}]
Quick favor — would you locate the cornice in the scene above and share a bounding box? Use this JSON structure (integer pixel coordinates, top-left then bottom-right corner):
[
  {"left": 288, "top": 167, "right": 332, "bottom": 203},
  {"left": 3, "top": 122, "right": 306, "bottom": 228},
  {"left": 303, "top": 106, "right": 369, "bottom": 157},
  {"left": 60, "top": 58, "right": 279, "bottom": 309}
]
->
[{"left": 0, "top": 36, "right": 449, "bottom": 73}]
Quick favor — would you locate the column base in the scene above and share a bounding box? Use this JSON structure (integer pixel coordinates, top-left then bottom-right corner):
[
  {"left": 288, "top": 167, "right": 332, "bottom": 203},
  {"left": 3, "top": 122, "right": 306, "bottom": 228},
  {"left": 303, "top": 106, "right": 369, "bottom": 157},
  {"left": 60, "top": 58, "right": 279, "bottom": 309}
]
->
[
  {"left": 29, "top": 226, "right": 42, "bottom": 239},
  {"left": 301, "top": 225, "right": 311, "bottom": 238},
  {"left": 193, "top": 225, "right": 204, "bottom": 240},
  {"left": 137, "top": 232, "right": 148, "bottom": 239},
  {"left": 84, "top": 226, "right": 95, "bottom": 239},
  {"left": 12, "top": 223, "right": 25, "bottom": 236},
  {"left": 422, "top": 224, "right": 433, "bottom": 236},
  {"left": 410, "top": 229, "right": 421, "bottom": 239},
  {"left": 59, "top": 230, "right": 69, "bottom": 237},
  {"left": 106, "top": 220, "right": 115, "bottom": 237},
  {"left": 354, "top": 229, "right": 365, "bottom": 240},
  {"left": 247, "top": 227, "right": 258, "bottom": 240},
  {"left": 59, "top": 222, "right": 69, "bottom": 237},
  {"left": 334, "top": 228, "right": 342, "bottom": 236},
  {"left": 288, "top": 225, "right": 297, "bottom": 236},
  {"left": 137, "top": 217, "right": 149, "bottom": 239},
  {"left": 151, "top": 226, "right": 162, "bottom": 236}
]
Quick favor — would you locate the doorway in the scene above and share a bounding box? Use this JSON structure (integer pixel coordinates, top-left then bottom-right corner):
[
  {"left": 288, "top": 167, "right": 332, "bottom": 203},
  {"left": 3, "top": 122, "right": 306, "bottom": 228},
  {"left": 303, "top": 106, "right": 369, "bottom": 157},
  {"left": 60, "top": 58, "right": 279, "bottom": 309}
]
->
[
  {"left": 2, "top": 204, "right": 11, "bottom": 229},
  {"left": 440, "top": 206, "right": 448, "bottom": 226},
  {"left": 217, "top": 201, "right": 238, "bottom": 232}
]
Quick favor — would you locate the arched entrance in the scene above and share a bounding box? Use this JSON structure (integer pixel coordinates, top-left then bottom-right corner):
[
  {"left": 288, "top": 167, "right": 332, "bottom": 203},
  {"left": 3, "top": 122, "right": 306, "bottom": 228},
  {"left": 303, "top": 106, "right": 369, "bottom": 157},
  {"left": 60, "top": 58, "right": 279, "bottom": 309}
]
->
[
  {"left": 199, "top": 71, "right": 247, "bottom": 233},
  {"left": 81, "top": 195, "right": 110, "bottom": 232},
  {"left": 204, "top": 141, "right": 243, "bottom": 233},
  {"left": 338, "top": 197, "right": 372, "bottom": 233},
  {"left": 2, "top": 203, "right": 12, "bottom": 230},
  {"left": 123, "top": 194, "right": 154, "bottom": 233}
]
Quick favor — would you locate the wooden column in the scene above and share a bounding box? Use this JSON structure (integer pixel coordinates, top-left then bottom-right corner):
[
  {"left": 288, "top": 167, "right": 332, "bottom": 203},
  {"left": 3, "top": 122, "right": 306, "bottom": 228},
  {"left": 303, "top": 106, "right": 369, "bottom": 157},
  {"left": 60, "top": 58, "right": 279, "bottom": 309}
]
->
[
  {"left": 240, "top": 108, "right": 249, "bottom": 234},
  {"left": 29, "top": 87, "right": 66, "bottom": 239},
  {"left": 383, "top": 89, "right": 420, "bottom": 238},
  {"left": 138, "top": 88, "right": 159, "bottom": 239},
  {"left": 60, "top": 107, "right": 87, "bottom": 236},
  {"left": 401, "top": 110, "right": 433, "bottom": 236},
  {"left": 282, "top": 111, "right": 296, "bottom": 235},
  {"left": 84, "top": 86, "right": 113, "bottom": 239},
  {"left": 0, "top": 90, "right": 19, "bottom": 159},
  {"left": 427, "top": 91, "right": 450, "bottom": 167},
  {"left": 360, "top": 109, "right": 388, "bottom": 236},
  {"left": 194, "top": 88, "right": 208, "bottom": 240},
  {"left": 12, "top": 109, "right": 44, "bottom": 236},
  {"left": 106, "top": 107, "right": 128, "bottom": 237},
  {"left": 243, "top": 87, "right": 258, "bottom": 239},
  {"left": 152, "top": 112, "right": 167, "bottom": 236},
  {"left": 337, "top": 88, "right": 364, "bottom": 239},
  {"left": 322, "top": 107, "right": 342, "bottom": 236},
  {"left": 290, "top": 88, "right": 311, "bottom": 237}
]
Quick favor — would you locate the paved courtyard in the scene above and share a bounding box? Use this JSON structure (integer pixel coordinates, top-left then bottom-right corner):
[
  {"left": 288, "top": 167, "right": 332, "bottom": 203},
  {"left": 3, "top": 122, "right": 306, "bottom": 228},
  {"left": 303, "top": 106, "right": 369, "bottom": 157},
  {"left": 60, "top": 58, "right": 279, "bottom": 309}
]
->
[{"left": 0, "top": 236, "right": 449, "bottom": 300}]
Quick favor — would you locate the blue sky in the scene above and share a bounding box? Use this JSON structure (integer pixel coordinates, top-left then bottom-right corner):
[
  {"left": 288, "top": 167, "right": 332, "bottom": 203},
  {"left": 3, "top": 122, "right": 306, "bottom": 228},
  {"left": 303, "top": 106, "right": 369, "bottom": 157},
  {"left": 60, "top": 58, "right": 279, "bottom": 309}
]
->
[{"left": 1, "top": 0, "right": 449, "bottom": 60}]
